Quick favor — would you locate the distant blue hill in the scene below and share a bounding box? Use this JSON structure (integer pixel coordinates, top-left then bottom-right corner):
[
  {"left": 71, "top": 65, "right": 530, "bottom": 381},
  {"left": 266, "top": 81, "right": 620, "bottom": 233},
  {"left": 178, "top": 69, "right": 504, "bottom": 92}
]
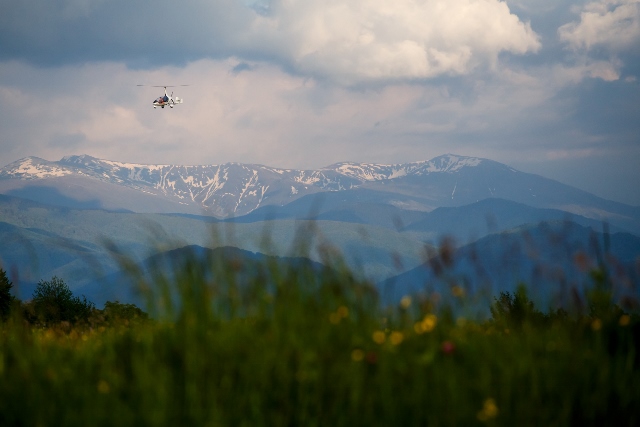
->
[
  {"left": 76, "top": 245, "right": 329, "bottom": 308},
  {"left": 226, "top": 195, "right": 630, "bottom": 242},
  {"left": 0, "top": 220, "right": 114, "bottom": 299},
  {"left": 2, "top": 190, "right": 639, "bottom": 311},
  {"left": 402, "top": 198, "right": 629, "bottom": 243},
  {"left": 223, "top": 188, "right": 427, "bottom": 230},
  {"left": 380, "top": 221, "right": 640, "bottom": 310}
]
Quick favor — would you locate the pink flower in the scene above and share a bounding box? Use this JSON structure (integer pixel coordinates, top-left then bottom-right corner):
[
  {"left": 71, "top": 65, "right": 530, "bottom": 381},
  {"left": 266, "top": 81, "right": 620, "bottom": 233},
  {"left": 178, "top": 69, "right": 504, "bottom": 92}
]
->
[
  {"left": 365, "top": 351, "right": 378, "bottom": 365},
  {"left": 441, "top": 340, "right": 456, "bottom": 355}
]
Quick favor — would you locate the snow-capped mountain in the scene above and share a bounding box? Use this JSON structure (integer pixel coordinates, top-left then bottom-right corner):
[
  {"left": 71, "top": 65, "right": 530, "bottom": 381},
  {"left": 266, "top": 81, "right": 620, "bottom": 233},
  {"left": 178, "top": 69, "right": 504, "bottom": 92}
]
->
[
  {"left": 2, "top": 153, "right": 640, "bottom": 292},
  {"left": 1, "top": 154, "right": 638, "bottom": 235},
  {"left": 0, "top": 154, "right": 493, "bottom": 216}
]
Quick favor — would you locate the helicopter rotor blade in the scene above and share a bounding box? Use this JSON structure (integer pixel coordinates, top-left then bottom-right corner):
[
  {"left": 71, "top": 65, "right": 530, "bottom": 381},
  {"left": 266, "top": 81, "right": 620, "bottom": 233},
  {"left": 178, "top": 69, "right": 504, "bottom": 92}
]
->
[{"left": 136, "top": 85, "right": 189, "bottom": 88}]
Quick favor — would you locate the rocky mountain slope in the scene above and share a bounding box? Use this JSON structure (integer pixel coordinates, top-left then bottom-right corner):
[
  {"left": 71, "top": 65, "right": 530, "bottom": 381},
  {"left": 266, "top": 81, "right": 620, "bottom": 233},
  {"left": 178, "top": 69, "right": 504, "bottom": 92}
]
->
[{"left": 1, "top": 153, "right": 633, "bottom": 219}]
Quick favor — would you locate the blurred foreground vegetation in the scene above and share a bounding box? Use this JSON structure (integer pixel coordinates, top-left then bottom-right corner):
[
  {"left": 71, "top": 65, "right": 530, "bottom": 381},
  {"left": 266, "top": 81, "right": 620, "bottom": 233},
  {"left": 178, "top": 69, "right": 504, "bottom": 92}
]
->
[{"left": 0, "top": 239, "right": 639, "bottom": 426}]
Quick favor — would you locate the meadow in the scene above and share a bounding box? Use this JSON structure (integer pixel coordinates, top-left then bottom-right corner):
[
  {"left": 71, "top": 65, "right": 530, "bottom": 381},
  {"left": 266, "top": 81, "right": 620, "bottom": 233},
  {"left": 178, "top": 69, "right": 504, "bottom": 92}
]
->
[{"left": 0, "top": 231, "right": 639, "bottom": 426}]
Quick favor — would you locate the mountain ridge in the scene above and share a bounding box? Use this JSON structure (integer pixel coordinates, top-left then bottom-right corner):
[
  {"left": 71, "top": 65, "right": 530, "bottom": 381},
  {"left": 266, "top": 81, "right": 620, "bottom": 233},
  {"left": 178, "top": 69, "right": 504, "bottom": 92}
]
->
[
  {"left": 1, "top": 154, "right": 639, "bottom": 236},
  {"left": 0, "top": 153, "right": 503, "bottom": 217}
]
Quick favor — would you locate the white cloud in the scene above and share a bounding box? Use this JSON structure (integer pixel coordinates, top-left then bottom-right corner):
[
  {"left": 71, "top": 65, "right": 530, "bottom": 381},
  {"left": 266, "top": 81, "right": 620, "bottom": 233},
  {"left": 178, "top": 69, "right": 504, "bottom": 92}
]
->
[
  {"left": 559, "top": 0, "right": 640, "bottom": 51},
  {"left": 0, "top": 58, "right": 556, "bottom": 169},
  {"left": 551, "top": 58, "right": 622, "bottom": 83},
  {"left": 247, "top": 0, "right": 541, "bottom": 83}
]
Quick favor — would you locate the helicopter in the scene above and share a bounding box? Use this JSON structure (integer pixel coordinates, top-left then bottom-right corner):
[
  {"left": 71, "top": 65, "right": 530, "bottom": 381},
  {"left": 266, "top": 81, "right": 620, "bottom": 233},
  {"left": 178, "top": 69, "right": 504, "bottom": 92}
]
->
[{"left": 137, "top": 85, "right": 188, "bottom": 109}]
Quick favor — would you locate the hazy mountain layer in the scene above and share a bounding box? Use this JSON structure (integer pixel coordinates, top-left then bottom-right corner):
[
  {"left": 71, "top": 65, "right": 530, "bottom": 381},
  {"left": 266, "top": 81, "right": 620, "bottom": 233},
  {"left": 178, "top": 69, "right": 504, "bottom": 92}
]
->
[
  {"left": 2, "top": 152, "right": 639, "bottom": 305},
  {"left": 2, "top": 154, "right": 638, "bottom": 235},
  {"left": 0, "top": 194, "right": 429, "bottom": 292},
  {"left": 381, "top": 221, "right": 640, "bottom": 306}
]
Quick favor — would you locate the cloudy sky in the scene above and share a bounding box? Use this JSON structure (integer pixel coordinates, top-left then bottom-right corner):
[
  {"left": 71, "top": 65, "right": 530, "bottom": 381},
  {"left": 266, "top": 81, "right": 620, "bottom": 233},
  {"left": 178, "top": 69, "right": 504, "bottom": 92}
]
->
[{"left": 1, "top": 0, "right": 639, "bottom": 205}]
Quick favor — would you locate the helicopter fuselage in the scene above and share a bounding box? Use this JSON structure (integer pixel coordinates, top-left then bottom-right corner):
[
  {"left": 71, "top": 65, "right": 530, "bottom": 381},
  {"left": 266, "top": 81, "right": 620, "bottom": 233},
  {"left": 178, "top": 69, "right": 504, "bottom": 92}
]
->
[
  {"left": 139, "top": 85, "right": 186, "bottom": 109},
  {"left": 153, "top": 100, "right": 173, "bottom": 109},
  {"left": 152, "top": 95, "right": 182, "bottom": 109}
]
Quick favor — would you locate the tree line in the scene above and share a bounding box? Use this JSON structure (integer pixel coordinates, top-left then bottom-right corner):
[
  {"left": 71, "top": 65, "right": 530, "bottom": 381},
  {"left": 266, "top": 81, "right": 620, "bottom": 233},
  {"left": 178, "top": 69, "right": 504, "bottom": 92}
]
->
[
  {"left": 1, "top": 266, "right": 633, "bottom": 329},
  {"left": 0, "top": 268, "right": 147, "bottom": 326}
]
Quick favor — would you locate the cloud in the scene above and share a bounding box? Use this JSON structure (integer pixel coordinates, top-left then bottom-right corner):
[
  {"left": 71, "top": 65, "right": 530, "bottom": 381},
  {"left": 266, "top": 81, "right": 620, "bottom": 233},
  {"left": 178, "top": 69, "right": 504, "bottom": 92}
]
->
[
  {"left": 0, "top": 0, "right": 251, "bottom": 66},
  {"left": 551, "top": 59, "right": 623, "bottom": 83},
  {"left": 248, "top": 0, "right": 541, "bottom": 83},
  {"left": 0, "top": 57, "right": 588, "bottom": 168},
  {"left": 1, "top": 1, "right": 640, "bottom": 204},
  {"left": 559, "top": 0, "right": 640, "bottom": 51},
  {"left": 552, "top": 1, "right": 640, "bottom": 83},
  {"left": 1, "top": 0, "right": 540, "bottom": 84}
]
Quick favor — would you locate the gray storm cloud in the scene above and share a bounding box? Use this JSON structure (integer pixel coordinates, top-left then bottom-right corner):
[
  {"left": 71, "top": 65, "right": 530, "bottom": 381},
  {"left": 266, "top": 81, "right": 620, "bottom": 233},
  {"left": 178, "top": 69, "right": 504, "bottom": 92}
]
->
[{"left": 1, "top": 0, "right": 540, "bottom": 83}]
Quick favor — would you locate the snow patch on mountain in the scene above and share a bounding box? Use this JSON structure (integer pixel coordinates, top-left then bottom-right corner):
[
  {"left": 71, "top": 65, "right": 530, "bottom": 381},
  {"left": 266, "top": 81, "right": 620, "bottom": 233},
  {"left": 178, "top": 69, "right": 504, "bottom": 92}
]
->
[
  {"left": 419, "top": 154, "right": 482, "bottom": 174},
  {"left": 0, "top": 153, "right": 488, "bottom": 217},
  {"left": 0, "top": 157, "right": 74, "bottom": 180}
]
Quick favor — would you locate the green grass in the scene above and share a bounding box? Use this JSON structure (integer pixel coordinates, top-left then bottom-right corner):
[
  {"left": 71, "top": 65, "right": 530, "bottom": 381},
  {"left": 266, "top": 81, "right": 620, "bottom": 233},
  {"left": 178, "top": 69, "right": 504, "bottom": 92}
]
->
[{"left": 1, "top": 242, "right": 639, "bottom": 426}]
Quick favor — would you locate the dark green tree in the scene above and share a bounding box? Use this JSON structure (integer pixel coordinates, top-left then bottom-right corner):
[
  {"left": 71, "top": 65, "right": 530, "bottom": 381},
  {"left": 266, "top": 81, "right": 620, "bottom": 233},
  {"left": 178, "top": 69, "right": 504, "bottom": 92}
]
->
[
  {"left": 32, "top": 276, "right": 95, "bottom": 324},
  {"left": 0, "top": 268, "right": 14, "bottom": 321},
  {"left": 103, "top": 300, "right": 148, "bottom": 324},
  {"left": 490, "top": 284, "right": 547, "bottom": 328}
]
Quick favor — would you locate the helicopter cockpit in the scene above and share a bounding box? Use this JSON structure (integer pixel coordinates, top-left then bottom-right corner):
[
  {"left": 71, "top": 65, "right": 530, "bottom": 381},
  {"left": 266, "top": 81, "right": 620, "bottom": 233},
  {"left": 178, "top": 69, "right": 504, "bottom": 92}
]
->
[{"left": 138, "top": 85, "right": 187, "bottom": 109}]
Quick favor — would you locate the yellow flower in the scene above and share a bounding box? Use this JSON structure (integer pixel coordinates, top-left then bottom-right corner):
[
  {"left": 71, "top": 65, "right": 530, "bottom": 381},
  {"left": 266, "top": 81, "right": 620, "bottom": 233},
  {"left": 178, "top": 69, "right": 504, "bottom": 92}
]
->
[
  {"left": 477, "top": 398, "right": 498, "bottom": 421},
  {"left": 400, "top": 295, "right": 412, "bottom": 309},
  {"left": 451, "top": 285, "right": 465, "bottom": 298},
  {"left": 372, "top": 330, "right": 386, "bottom": 344},
  {"left": 337, "top": 306, "right": 349, "bottom": 318},
  {"left": 351, "top": 349, "right": 364, "bottom": 362},
  {"left": 97, "top": 380, "right": 110, "bottom": 394},
  {"left": 389, "top": 331, "right": 404, "bottom": 346},
  {"left": 619, "top": 314, "right": 631, "bottom": 326},
  {"left": 44, "top": 330, "right": 56, "bottom": 341},
  {"left": 591, "top": 318, "right": 602, "bottom": 331},
  {"left": 330, "top": 306, "right": 349, "bottom": 324},
  {"left": 415, "top": 314, "right": 437, "bottom": 334}
]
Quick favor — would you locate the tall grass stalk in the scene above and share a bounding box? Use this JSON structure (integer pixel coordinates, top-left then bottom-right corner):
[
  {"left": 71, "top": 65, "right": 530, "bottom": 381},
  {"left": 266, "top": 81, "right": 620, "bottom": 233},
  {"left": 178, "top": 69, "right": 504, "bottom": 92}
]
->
[{"left": 1, "top": 224, "right": 639, "bottom": 426}]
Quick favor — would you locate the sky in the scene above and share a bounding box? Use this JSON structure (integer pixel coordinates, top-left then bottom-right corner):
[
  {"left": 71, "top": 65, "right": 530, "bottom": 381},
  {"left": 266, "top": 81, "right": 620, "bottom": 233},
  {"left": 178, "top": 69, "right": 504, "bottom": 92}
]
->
[{"left": 1, "top": 0, "right": 639, "bottom": 205}]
